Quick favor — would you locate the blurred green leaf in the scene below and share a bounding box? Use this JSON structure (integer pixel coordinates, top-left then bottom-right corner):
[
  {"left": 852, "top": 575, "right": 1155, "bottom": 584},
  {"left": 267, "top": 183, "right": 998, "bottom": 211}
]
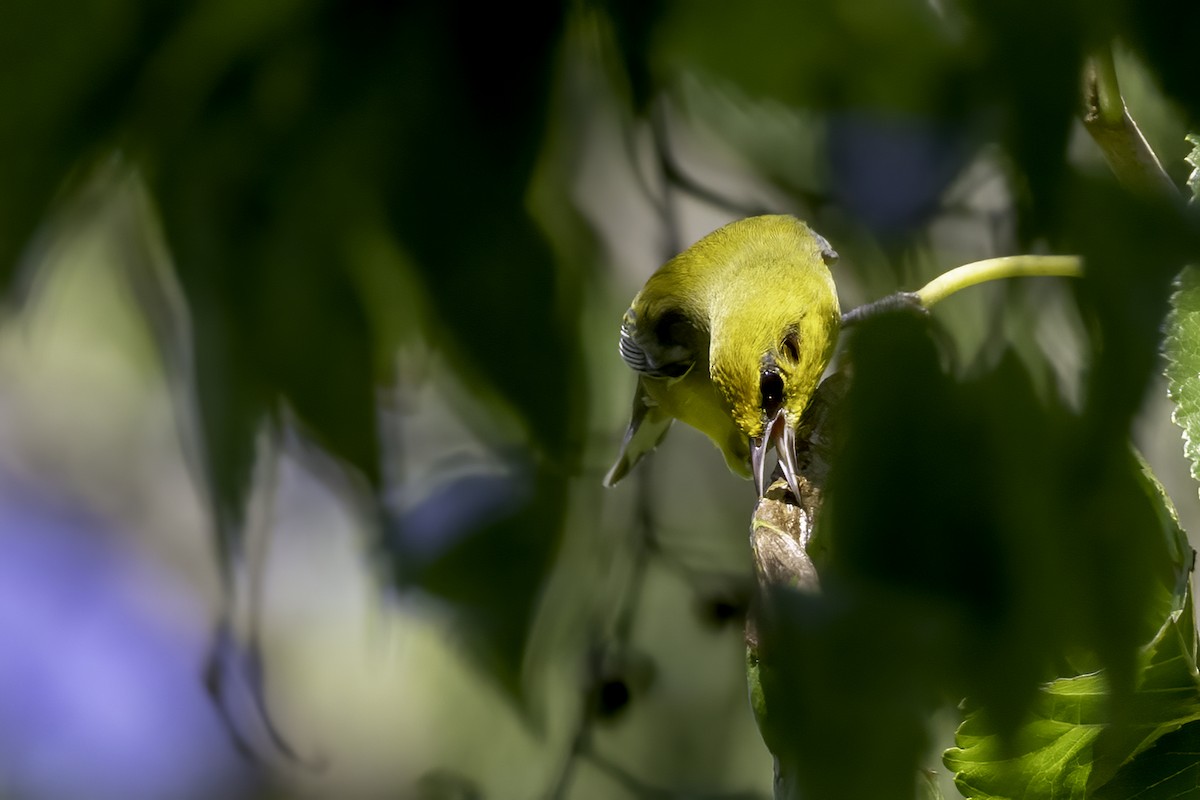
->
[
  {"left": 1065, "top": 179, "right": 1196, "bottom": 443},
  {"left": 596, "top": 0, "right": 667, "bottom": 110},
  {"left": 378, "top": 1, "right": 582, "bottom": 460},
  {"left": 141, "top": 0, "right": 387, "bottom": 549},
  {"left": 1, "top": 0, "right": 585, "bottom": 708},
  {"left": 9, "top": 0, "right": 1200, "bottom": 795},
  {"left": 652, "top": 0, "right": 961, "bottom": 114},
  {"left": 1126, "top": 0, "right": 1200, "bottom": 127},
  {"left": 0, "top": 0, "right": 152, "bottom": 301},
  {"left": 392, "top": 465, "right": 568, "bottom": 696},
  {"left": 760, "top": 302, "right": 1188, "bottom": 798}
]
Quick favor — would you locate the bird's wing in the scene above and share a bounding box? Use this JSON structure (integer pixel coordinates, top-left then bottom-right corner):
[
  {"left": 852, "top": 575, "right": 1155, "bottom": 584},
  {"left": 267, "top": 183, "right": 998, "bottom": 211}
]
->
[
  {"left": 617, "top": 308, "right": 696, "bottom": 379},
  {"left": 603, "top": 376, "right": 673, "bottom": 487}
]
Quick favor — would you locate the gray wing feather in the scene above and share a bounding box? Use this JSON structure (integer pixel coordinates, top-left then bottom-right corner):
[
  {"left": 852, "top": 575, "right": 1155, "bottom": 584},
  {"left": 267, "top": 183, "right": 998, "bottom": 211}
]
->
[
  {"left": 617, "top": 308, "right": 695, "bottom": 379},
  {"left": 604, "top": 377, "right": 673, "bottom": 487}
]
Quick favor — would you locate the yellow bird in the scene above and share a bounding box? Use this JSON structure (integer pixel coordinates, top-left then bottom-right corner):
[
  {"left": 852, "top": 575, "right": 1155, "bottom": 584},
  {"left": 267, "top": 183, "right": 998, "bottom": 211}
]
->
[{"left": 604, "top": 215, "right": 841, "bottom": 497}]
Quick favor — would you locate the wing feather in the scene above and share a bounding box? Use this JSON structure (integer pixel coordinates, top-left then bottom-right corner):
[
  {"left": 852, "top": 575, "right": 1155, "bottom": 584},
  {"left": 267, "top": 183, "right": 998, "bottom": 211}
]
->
[
  {"left": 617, "top": 308, "right": 696, "bottom": 379},
  {"left": 604, "top": 376, "right": 673, "bottom": 487}
]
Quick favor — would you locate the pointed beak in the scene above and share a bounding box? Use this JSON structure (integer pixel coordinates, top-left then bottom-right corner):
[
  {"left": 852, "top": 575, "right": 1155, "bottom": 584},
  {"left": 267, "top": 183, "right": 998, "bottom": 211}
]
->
[{"left": 750, "top": 410, "right": 803, "bottom": 500}]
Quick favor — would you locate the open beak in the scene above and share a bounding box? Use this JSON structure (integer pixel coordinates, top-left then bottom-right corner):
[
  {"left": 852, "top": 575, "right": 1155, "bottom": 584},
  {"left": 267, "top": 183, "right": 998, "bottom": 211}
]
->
[{"left": 750, "top": 410, "right": 803, "bottom": 500}]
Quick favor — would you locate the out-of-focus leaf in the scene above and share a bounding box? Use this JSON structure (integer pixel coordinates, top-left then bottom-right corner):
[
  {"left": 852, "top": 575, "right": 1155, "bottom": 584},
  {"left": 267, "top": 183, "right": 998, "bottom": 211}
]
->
[
  {"left": 648, "top": 2, "right": 1097, "bottom": 241},
  {"left": 747, "top": 367, "right": 939, "bottom": 800},
  {"left": 379, "top": 2, "right": 580, "bottom": 461},
  {"left": 763, "top": 302, "right": 1186, "bottom": 798},
  {"left": 946, "top": 581, "right": 1200, "bottom": 799},
  {"left": 414, "top": 768, "right": 484, "bottom": 800},
  {"left": 139, "top": 0, "right": 386, "bottom": 552},
  {"left": 651, "top": 1, "right": 977, "bottom": 241},
  {"left": 596, "top": 0, "right": 667, "bottom": 110},
  {"left": 1166, "top": 265, "right": 1200, "bottom": 490},
  {"left": 955, "top": 0, "right": 1091, "bottom": 231},
  {"left": 2, "top": 0, "right": 585, "bottom": 713},
  {"left": 652, "top": 0, "right": 961, "bottom": 115},
  {"left": 366, "top": 2, "right": 580, "bottom": 690},
  {"left": 0, "top": 0, "right": 159, "bottom": 301},
  {"left": 1056, "top": 177, "right": 1196, "bottom": 699},
  {"left": 1065, "top": 179, "right": 1195, "bottom": 442},
  {"left": 752, "top": 582, "right": 939, "bottom": 800},
  {"left": 391, "top": 463, "right": 568, "bottom": 696},
  {"left": 830, "top": 317, "right": 1058, "bottom": 726},
  {"left": 1127, "top": 0, "right": 1200, "bottom": 127}
]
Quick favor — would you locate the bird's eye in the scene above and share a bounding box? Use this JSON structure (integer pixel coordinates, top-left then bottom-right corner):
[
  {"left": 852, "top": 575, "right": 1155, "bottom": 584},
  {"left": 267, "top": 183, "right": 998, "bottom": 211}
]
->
[
  {"left": 781, "top": 330, "right": 801, "bottom": 363},
  {"left": 759, "top": 369, "right": 784, "bottom": 418}
]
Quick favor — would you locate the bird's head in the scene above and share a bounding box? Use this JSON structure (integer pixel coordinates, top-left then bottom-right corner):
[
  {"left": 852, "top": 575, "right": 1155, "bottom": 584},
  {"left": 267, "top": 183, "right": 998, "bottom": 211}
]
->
[
  {"left": 712, "top": 311, "right": 837, "bottom": 498},
  {"left": 708, "top": 227, "right": 840, "bottom": 498}
]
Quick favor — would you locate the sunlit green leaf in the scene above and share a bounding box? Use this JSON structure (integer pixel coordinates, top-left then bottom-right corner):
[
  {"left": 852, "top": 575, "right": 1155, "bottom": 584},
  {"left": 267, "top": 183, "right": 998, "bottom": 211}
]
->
[
  {"left": 1185, "top": 133, "right": 1200, "bottom": 203},
  {"left": 946, "top": 578, "right": 1200, "bottom": 799},
  {"left": 1166, "top": 266, "right": 1200, "bottom": 491}
]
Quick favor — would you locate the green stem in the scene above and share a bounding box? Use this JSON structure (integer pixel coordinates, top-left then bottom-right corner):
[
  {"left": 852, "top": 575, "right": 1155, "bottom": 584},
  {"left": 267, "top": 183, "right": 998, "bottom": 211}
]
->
[
  {"left": 1081, "top": 50, "right": 1181, "bottom": 201},
  {"left": 915, "top": 255, "right": 1083, "bottom": 308},
  {"left": 1089, "top": 47, "right": 1125, "bottom": 127}
]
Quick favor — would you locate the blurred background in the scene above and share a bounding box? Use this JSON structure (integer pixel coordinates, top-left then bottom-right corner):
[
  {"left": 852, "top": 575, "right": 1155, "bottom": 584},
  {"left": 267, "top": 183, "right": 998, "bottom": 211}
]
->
[{"left": 1, "top": 2, "right": 1198, "bottom": 798}]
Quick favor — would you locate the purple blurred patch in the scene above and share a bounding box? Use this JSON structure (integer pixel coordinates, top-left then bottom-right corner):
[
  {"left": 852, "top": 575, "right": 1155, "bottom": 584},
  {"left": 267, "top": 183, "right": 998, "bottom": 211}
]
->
[
  {"left": 828, "top": 113, "right": 972, "bottom": 237},
  {"left": 0, "top": 474, "right": 256, "bottom": 800}
]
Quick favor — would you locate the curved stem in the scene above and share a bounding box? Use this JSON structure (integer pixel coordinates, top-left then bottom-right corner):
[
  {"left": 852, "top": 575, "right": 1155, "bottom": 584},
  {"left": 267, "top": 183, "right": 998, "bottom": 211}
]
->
[{"left": 915, "top": 254, "right": 1083, "bottom": 308}]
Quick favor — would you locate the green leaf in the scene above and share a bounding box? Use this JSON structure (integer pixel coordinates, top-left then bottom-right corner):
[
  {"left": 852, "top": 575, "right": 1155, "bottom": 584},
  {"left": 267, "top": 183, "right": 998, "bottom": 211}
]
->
[
  {"left": 1165, "top": 265, "right": 1200, "bottom": 491},
  {"left": 1093, "top": 718, "right": 1200, "bottom": 799},
  {"left": 1127, "top": 2, "right": 1200, "bottom": 130},
  {"left": 1185, "top": 134, "right": 1200, "bottom": 203},
  {"left": 0, "top": 0, "right": 150, "bottom": 302},
  {"left": 805, "top": 308, "right": 1191, "bottom": 799},
  {"left": 945, "top": 579, "right": 1200, "bottom": 800}
]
